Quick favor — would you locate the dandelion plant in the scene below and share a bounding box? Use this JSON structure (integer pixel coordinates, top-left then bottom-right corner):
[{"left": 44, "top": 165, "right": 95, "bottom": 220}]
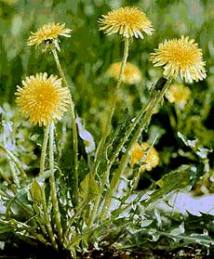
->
[{"left": 0, "top": 4, "right": 212, "bottom": 259}]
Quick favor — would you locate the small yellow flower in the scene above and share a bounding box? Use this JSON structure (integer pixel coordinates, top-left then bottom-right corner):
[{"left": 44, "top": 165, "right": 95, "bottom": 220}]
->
[
  {"left": 130, "top": 143, "right": 159, "bottom": 172},
  {"left": 16, "top": 73, "right": 71, "bottom": 126},
  {"left": 107, "top": 62, "right": 142, "bottom": 84},
  {"left": 99, "top": 6, "right": 154, "bottom": 39},
  {"left": 150, "top": 36, "right": 206, "bottom": 83},
  {"left": 27, "top": 23, "right": 71, "bottom": 47},
  {"left": 166, "top": 83, "right": 191, "bottom": 109}
]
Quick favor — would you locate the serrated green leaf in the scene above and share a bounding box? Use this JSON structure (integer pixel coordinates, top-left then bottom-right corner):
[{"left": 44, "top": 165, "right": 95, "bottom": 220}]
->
[{"left": 144, "top": 165, "right": 191, "bottom": 205}]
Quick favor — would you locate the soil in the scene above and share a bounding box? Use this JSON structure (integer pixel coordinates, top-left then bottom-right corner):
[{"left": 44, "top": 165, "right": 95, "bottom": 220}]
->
[
  {"left": 82, "top": 246, "right": 213, "bottom": 259},
  {"left": 0, "top": 243, "right": 213, "bottom": 259}
]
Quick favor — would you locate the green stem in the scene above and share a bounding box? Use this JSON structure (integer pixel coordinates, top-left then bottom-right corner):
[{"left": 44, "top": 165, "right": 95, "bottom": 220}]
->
[
  {"left": 51, "top": 48, "right": 69, "bottom": 89},
  {"left": 88, "top": 94, "right": 157, "bottom": 226},
  {"left": 51, "top": 48, "right": 79, "bottom": 206},
  {"left": 88, "top": 38, "right": 130, "bottom": 226},
  {"left": 41, "top": 186, "right": 58, "bottom": 249},
  {"left": 100, "top": 78, "right": 169, "bottom": 219},
  {"left": 40, "top": 127, "right": 49, "bottom": 174},
  {"left": 49, "top": 122, "right": 63, "bottom": 243},
  {"left": 107, "top": 98, "right": 152, "bottom": 171},
  {"left": 38, "top": 126, "right": 57, "bottom": 249},
  {"left": 175, "top": 106, "right": 182, "bottom": 130},
  {"left": 89, "top": 106, "right": 143, "bottom": 225},
  {"left": 94, "top": 38, "right": 130, "bottom": 168},
  {"left": 32, "top": 203, "right": 49, "bottom": 238}
]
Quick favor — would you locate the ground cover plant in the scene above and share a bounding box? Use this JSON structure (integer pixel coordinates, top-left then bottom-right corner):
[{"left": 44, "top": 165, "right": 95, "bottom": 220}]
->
[{"left": 0, "top": 0, "right": 214, "bottom": 258}]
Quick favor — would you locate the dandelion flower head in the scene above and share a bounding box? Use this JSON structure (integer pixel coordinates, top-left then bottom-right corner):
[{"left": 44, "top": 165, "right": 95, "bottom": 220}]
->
[
  {"left": 16, "top": 73, "right": 71, "bottom": 126},
  {"left": 27, "top": 23, "right": 71, "bottom": 47},
  {"left": 99, "top": 6, "right": 154, "bottom": 39},
  {"left": 150, "top": 36, "right": 206, "bottom": 83},
  {"left": 166, "top": 83, "right": 191, "bottom": 109},
  {"left": 107, "top": 62, "right": 142, "bottom": 84},
  {"left": 131, "top": 142, "right": 159, "bottom": 172}
]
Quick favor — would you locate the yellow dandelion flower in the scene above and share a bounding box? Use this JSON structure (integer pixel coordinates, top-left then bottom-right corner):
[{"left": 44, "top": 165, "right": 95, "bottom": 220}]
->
[
  {"left": 27, "top": 23, "right": 71, "bottom": 47},
  {"left": 130, "top": 142, "right": 159, "bottom": 172},
  {"left": 166, "top": 83, "right": 191, "bottom": 109},
  {"left": 99, "top": 6, "right": 154, "bottom": 39},
  {"left": 107, "top": 62, "right": 142, "bottom": 84},
  {"left": 150, "top": 36, "right": 206, "bottom": 83},
  {"left": 16, "top": 73, "right": 71, "bottom": 126}
]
